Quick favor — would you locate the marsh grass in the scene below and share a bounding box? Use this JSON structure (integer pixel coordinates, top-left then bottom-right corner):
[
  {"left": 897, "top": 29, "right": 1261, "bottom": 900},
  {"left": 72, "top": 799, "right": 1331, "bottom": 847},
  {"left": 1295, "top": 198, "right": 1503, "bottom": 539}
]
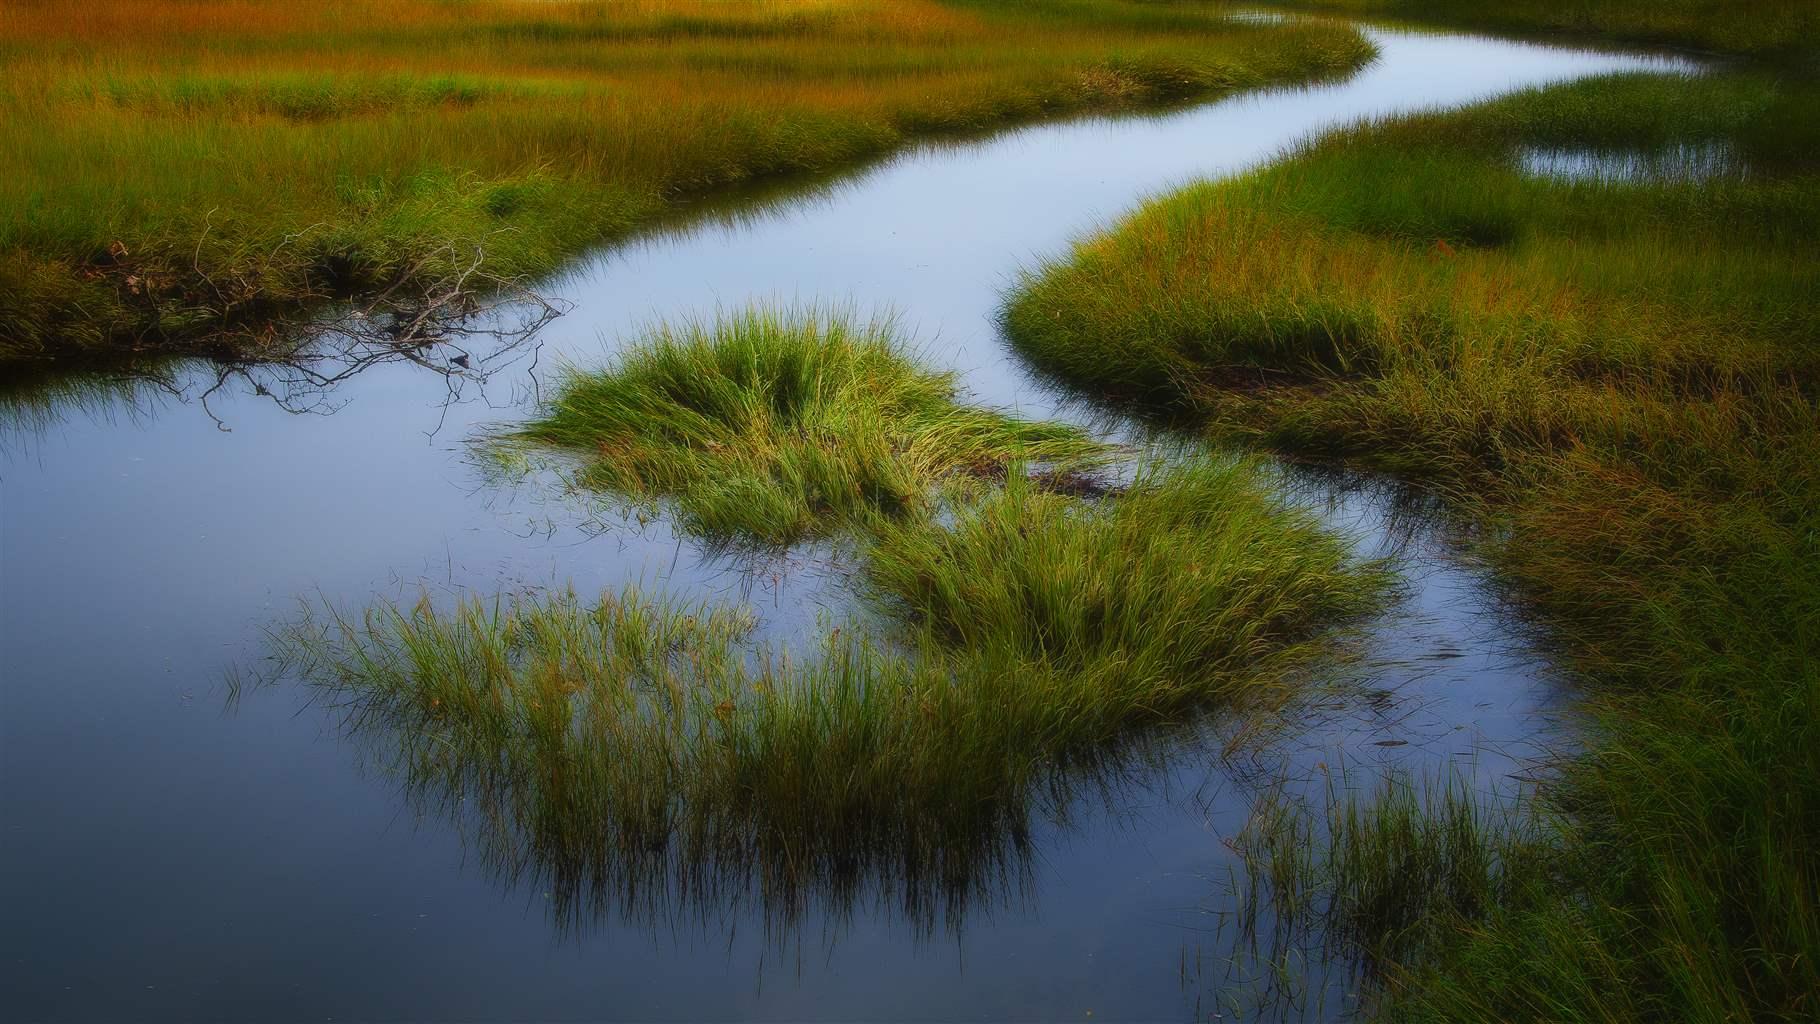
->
[
  {"left": 0, "top": 0, "right": 1374, "bottom": 365},
  {"left": 1006, "top": 71, "right": 1820, "bottom": 431},
  {"left": 1220, "top": 771, "right": 1554, "bottom": 1008},
  {"left": 866, "top": 460, "right": 1387, "bottom": 689},
  {"left": 272, "top": 586, "right": 1033, "bottom": 934},
  {"left": 273, "top": 440, "right": 1388, "bottom": 934},
  {"left": 510, "top": 307, "right": 1107, "bottom": 545},
  {"left": 1002, "top": 65, "right": 1820, "bottom": 1021}
]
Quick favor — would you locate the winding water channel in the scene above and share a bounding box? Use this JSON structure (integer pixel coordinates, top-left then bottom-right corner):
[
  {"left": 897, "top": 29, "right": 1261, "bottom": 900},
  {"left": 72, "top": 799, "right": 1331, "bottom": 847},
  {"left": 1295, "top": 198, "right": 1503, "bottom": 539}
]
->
[{"left": 1, "top": 23, "right": 1692, "bottom": 1023}]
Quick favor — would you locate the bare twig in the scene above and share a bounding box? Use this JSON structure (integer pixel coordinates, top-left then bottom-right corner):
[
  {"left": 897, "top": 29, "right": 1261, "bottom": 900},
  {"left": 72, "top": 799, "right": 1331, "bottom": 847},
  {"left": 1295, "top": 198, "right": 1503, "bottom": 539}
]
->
[{"left": 114, "top": 242, "right": 570, "bottom": 432}]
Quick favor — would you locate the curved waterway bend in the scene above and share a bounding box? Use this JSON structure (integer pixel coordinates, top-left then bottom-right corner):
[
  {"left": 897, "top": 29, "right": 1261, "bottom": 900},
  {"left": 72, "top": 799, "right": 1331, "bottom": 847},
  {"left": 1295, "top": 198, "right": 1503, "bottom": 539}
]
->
[{"left": 1, "top": 26, "right": 1690, "bottom": 1023}]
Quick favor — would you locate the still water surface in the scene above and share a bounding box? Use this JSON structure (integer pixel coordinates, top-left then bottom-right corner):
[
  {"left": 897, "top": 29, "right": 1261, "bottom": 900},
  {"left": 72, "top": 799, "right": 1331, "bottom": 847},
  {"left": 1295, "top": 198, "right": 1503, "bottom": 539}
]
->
[{"left": 1, "top": 25, "right": 1688, "bottom": 1023}]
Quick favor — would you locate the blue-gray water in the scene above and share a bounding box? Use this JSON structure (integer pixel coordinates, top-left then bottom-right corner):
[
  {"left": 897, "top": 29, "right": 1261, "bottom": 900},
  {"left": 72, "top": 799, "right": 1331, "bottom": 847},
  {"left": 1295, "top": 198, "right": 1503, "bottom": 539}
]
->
[{"left": 1, "top": 26, "right": 1688, "bottom": 1023}]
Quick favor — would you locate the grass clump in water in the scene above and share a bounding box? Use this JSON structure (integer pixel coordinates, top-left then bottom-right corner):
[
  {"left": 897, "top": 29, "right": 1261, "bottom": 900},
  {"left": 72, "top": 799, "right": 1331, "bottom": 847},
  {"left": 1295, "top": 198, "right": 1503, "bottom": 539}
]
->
[
  {"left": 274, "top": 456, "right": 1388, "bottom": 932},
  {"left": 1002, "top": 64, "right": 1820, "bottom": 1022},
  {"left": 1224, "top": 772, "right": 1555, "bottom": 1006},
  {"left": 274, "top": 586, "right": 1024, "bottom": 931},
  {"left": 512, "top": 307, "right": 1105, "bottom": 546},
  {"left": 867, "top": 459, "right": 1385, "bottom": 692}
]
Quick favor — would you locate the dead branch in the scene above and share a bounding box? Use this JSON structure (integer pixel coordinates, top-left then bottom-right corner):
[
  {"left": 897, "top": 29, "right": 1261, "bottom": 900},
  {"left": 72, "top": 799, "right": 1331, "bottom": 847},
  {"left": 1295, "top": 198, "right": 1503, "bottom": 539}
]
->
[{"left": 119, "top": 241, "right": 570, "bottom": 432}]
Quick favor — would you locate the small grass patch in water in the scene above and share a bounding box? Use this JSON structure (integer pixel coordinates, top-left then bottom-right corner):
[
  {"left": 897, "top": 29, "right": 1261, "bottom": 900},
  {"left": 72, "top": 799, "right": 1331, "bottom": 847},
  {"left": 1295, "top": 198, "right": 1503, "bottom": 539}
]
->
[
  {"left": 866, "top": 459, "right": 1385, "bottom": 690},
  {"left": 1220, "top": 770, "right": 1554, "bottom": 1007},
  {"left": 273, "top": 585, "right": 1023, "bottom": 930},
  {"left": 272, "top": 454, "right": 1389, "bottom": 931},
  {"left": 510, "top": 307, "right": 1107, "bottom": 546}
]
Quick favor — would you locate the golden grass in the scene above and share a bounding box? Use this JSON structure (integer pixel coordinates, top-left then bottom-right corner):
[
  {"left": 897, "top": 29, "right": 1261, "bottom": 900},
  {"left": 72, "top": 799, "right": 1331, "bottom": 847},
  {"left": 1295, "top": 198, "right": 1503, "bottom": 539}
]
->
[{"left": 0, "top": 0, "right": 1374, "bottom": 363}]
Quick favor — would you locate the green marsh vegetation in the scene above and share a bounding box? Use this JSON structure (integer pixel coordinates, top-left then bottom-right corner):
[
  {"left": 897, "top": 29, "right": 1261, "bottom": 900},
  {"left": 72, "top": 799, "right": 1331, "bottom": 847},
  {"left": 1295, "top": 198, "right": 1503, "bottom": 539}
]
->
[
  {"left": 271, "top": 308, "right": 1391, "bottom": 933},
  {"left": 1209, "top": 770, "right": 1551, "bottom": 1010},
  {"left": 509, "top": 308, "right": 1104, "bottom": 546},
  {"left": 0, "top": 0, "right": 1375, "bottom": 367},
  {"left": 1003, "top": 31, "right": 1820, "bottom": 1023}
]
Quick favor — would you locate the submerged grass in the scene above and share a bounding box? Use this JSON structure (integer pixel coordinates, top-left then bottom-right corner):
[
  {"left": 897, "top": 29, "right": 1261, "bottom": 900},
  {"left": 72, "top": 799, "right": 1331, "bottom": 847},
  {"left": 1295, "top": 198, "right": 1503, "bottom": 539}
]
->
[
  {"left": 512, "top": 308, "right": 1103, "bottom": 545},
  {"left": 1225, "top": 772, "right": 1553, "bottom": 1001},
  {"left": 0, "top": 0, "right": 1374, "bottom": 366},
  {"left": 1003, "top": 60, "right": 1820, "bottom": 1021},
  {"left": 276, "top": 455, "right": 1388, "bottom": 932}
]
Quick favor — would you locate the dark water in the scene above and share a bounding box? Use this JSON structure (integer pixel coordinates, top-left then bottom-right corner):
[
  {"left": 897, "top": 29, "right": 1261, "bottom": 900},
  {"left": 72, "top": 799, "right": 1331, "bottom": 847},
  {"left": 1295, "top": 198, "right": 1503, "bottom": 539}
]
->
[{"left": 0, "top": 27, "right": 1689, "bottom": 1023}]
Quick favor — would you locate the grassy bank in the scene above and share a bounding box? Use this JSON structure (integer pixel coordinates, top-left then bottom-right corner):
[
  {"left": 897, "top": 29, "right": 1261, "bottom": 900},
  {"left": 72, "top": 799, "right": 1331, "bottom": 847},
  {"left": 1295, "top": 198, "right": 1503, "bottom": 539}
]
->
[
  {"left": 0, "top": 0, "right": 1373, "bottom": 367},
  {"left": 281, "top": 332, "right": 1387, "bottom": 925},
  {"left": 1003, "top": 57, "right": 1820, "bottom": 1019}
]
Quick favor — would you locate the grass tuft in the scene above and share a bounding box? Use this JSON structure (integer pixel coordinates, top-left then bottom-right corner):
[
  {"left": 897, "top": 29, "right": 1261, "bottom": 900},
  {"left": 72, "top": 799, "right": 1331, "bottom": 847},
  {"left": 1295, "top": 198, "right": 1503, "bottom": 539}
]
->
[{"left": 511, "top": 307, "right": 1105, "bottom": 545}]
